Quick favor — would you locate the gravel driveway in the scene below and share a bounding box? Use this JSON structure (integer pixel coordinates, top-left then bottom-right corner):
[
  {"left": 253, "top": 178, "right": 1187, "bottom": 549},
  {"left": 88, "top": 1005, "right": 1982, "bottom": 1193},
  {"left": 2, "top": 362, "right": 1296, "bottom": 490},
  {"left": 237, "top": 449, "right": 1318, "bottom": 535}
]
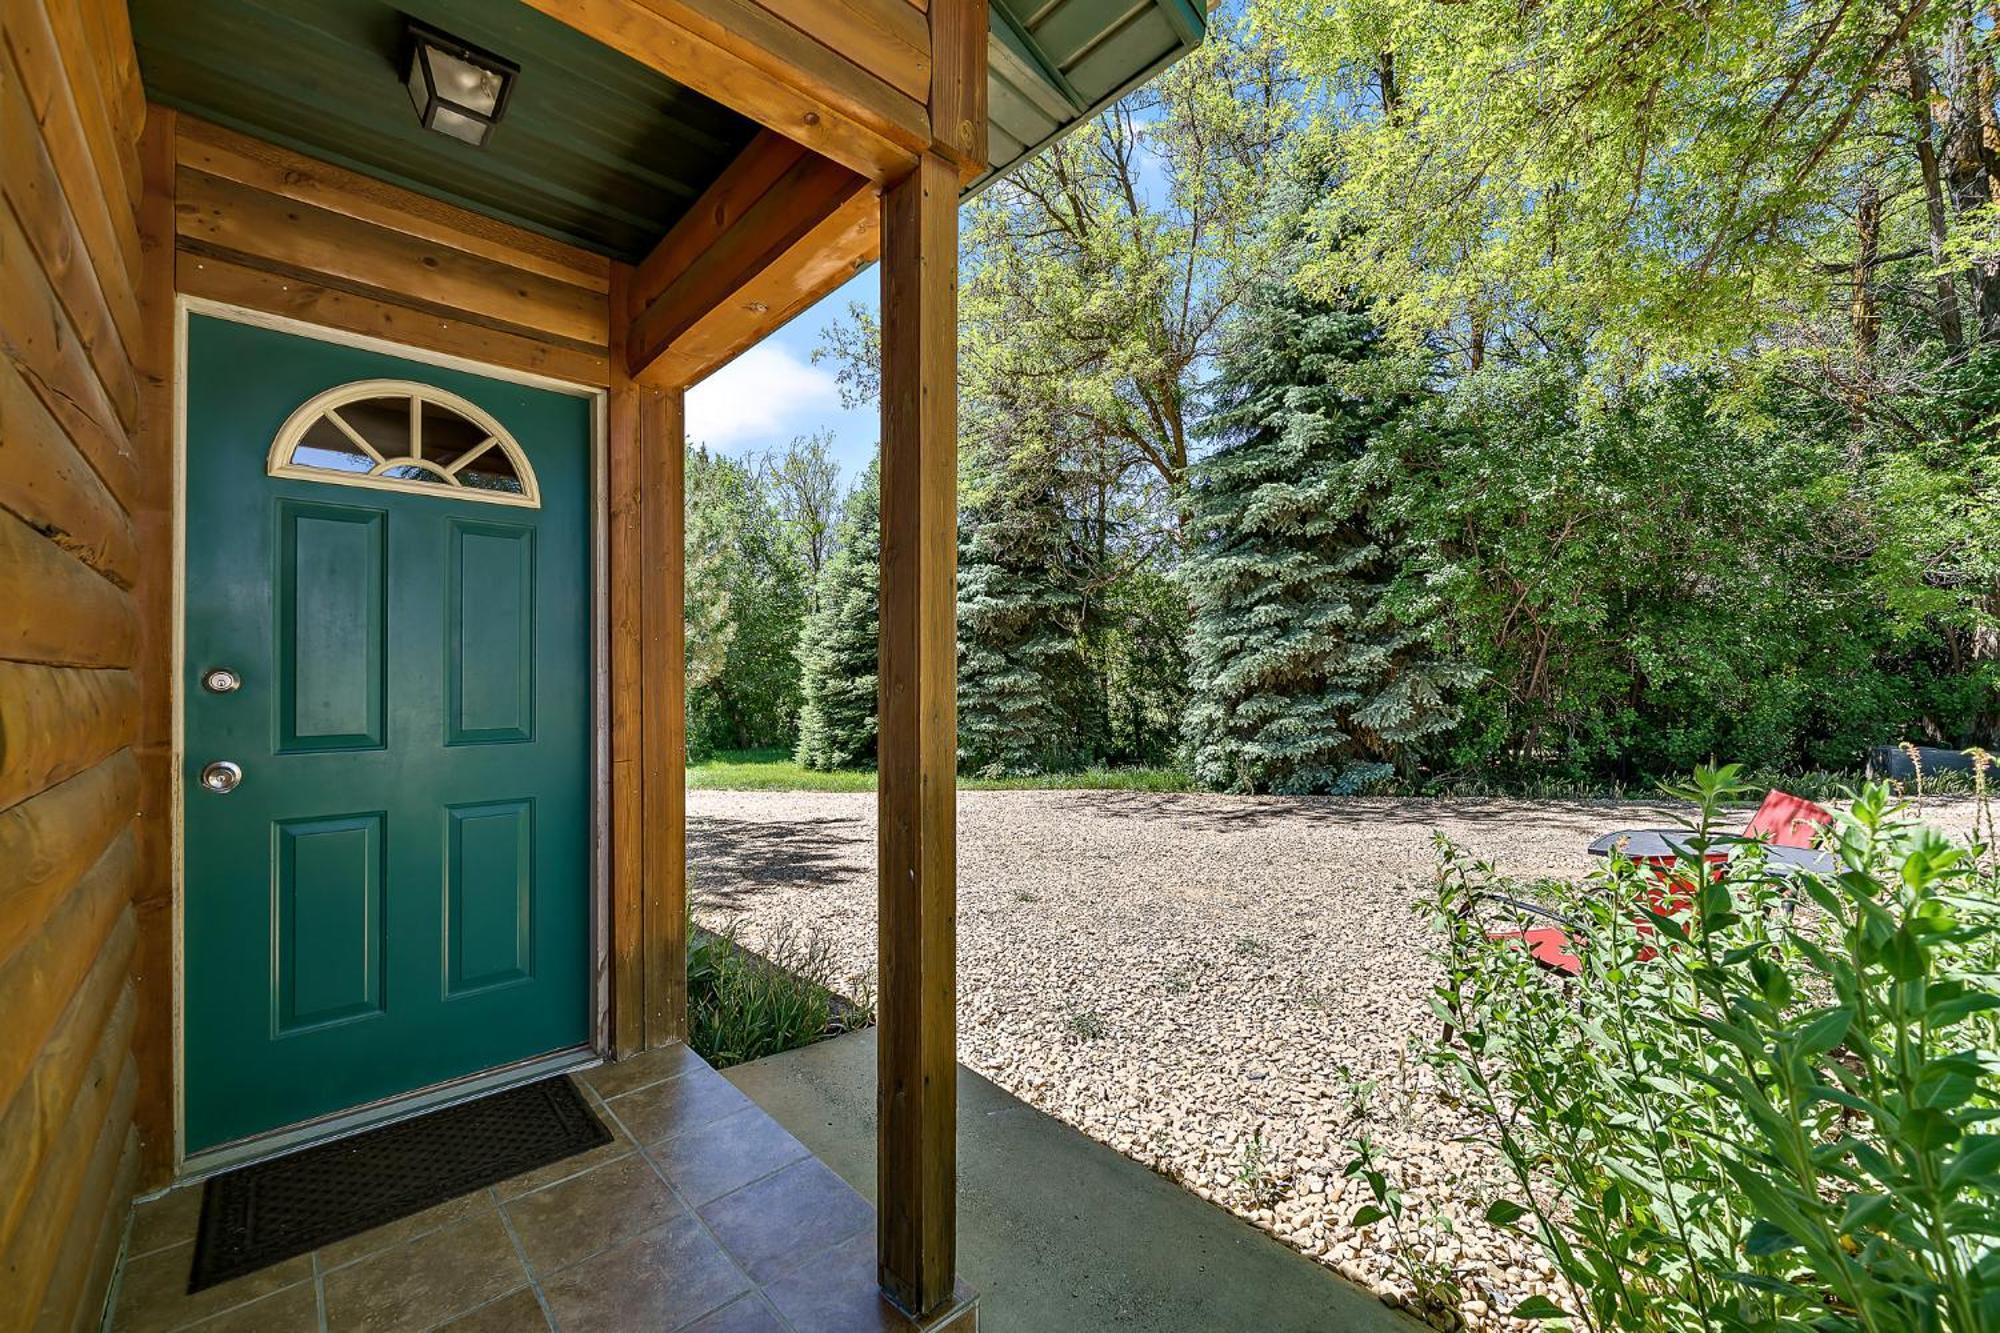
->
[{"left": 688, "top": 789, "right": 1985, "bottom": 1328}]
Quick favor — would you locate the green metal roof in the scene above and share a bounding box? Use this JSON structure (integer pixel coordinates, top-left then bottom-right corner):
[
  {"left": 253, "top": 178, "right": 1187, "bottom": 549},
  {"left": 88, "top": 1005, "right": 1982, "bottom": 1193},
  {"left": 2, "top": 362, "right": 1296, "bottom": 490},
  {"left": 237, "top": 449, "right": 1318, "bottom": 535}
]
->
[
  {"left": 978, "top": 0, "right": 1207, "bottom": 193},
  {"left": 130, "top": 0, "right": 1204, "bottom": 259},
  {"left": 131, "top": 0, "right": 759, "bottom": 261}
]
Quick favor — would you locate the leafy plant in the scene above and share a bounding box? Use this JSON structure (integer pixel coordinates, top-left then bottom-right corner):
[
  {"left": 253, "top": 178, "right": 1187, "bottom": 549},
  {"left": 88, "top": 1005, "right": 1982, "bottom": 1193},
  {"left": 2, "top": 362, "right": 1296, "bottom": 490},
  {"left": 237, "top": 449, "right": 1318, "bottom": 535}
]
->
[
  {"left": 1064, "top": 1008, "right": 1108, "bottom": 1042},
  {"left": 1345, "top": 1134, "right": 1467, "bottom": 1328},
  {"left": 686, "top": 920, "right": 870, "bottom": 1069},
  {"left": 1236, "top": 1130, "right": 1286, "bottom": 1208},
  {"left": 1428, "top": 766, "right": 2000, "bottom": 1331}
]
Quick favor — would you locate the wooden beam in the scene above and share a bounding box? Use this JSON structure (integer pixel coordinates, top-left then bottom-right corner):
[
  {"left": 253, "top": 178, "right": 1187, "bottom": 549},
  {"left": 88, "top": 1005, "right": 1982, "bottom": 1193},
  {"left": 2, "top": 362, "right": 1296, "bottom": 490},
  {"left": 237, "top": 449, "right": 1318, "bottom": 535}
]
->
[
  {"left": 640, "top": 386, "right": 688, "bottom": 1046},
  {"left": 927, "top": 0, "right": 988, "bottom": 180},
  {"left": 174, "top": 168, "right": 607, "bottom": 350},
  {"left": 518, "top": 0, "right": 927, "bottom": 182},
  {"left": 625, "top": 131, "right": 871, "bottom": 382},
  {"left": 174, "top": 116, "right": 610, "bottom": 294},
  {"left": 607, "top": 264, "right": 647, "bottom": 1059},
  {"left": 606, "top": 281, "right": 687, "bottom": 1056},
  {"left": 875, "top": 149, "right": 960, "bottom": 1319}
]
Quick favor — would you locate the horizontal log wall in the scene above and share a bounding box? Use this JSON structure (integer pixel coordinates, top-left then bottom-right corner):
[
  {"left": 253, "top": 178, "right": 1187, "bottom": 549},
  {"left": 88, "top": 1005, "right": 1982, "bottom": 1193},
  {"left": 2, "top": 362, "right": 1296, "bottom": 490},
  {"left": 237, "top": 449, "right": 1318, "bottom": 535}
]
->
[
  {"left": 171, "top": 116, "right": 613, "bottom": 389},
  {"left": 0, "top": 0, "right": 150, "bottom": 1325}
]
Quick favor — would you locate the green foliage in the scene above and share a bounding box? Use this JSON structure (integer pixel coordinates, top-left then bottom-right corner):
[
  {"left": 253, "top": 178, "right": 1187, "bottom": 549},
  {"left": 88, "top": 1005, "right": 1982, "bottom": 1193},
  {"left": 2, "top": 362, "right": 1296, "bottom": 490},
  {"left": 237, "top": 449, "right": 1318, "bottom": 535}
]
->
[
  {"left": 684, "top": 448, "right": 806, "bottom": 759},
  {"left": 794, "top": 461, "right": 881, "bottom": 771},
  {"left": 1375, "top": 365, "right": 1990, "bottom": 781},
  {"left": 957, "top": 447, "right": 1095, "bottom": 776},
  {"left": 686, "top": 920, "right": 871, "bottom": 1070},
  {"left": 1260, "top": 0, "right": 1967, "bottom": 374},
  {"left": 1183, "top": 275, "right": 1473, "bottom": 794},
  {"left": 1088, "top": 564, "right": 1190, "bottom": 768},
  {"left": 1429, "top": 767, "right": 2000, "bottom": 1331},
  {"left": 687, "top": 747, "right": 1191, "bottom": 794}
]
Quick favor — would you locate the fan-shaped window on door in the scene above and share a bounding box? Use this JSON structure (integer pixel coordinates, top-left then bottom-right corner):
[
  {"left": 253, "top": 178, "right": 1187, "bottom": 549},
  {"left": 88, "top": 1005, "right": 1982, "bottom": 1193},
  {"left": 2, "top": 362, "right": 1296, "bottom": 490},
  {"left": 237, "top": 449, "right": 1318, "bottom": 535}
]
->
[{"left": 268, "top": 380, "right": 539, "bottom": 508}]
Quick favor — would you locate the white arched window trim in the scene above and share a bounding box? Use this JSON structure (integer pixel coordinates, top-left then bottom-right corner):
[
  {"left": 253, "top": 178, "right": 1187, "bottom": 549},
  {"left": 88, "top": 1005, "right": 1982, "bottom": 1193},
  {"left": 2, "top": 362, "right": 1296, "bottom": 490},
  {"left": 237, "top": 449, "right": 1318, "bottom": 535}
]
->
[{"left": 267, "top": 379, "right": 541, "bottom": 508}]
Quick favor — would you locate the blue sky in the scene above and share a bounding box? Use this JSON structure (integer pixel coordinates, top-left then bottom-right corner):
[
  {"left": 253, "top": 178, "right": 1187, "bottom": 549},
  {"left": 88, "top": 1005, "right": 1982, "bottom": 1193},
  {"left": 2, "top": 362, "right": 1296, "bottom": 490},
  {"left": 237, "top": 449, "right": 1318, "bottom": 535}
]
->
[
  {"left": 685, "top": 3, "right": 1212, "bottom": 490},
  {"left": 685, "top": 268, "right": 879, "bottom": 486}
]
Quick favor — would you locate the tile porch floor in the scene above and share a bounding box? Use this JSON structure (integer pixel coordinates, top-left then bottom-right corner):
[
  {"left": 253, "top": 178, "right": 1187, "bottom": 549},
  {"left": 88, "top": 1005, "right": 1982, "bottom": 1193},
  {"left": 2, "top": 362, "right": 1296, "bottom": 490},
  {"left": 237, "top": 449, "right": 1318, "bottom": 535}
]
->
[{"left": 108, "top": 1046, "right": 967, "bottom": 1333}]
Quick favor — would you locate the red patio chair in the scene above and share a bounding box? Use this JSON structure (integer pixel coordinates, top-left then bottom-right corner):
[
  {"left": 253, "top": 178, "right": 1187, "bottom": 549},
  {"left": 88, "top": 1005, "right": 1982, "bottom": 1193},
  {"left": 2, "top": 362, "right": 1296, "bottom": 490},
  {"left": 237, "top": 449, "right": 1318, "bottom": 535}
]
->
[{"left": 1482, "top": 790, "right": 1837, "bottom": 980}]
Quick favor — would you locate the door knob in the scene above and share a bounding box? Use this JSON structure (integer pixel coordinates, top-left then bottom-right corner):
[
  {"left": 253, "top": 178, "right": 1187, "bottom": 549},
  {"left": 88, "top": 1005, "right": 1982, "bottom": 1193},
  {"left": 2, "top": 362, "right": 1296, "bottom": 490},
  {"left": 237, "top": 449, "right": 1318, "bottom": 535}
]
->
[{"left": 199, "top": 760, "right": 243, "bottom": 794}]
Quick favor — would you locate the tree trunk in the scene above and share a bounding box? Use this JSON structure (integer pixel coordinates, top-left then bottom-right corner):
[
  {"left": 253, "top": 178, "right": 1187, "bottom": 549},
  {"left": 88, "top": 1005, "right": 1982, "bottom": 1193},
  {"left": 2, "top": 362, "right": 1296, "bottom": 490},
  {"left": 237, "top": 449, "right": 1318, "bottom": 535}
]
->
[
  {"left": 1853, "top": 178, "right": 1882, "bottom": 365},
  {"left": 1970, "top": 13, "right": 2000, "bottom": 336},
  {"left": 1905, "top": 44, "right": 1968, "bottom": 353}
]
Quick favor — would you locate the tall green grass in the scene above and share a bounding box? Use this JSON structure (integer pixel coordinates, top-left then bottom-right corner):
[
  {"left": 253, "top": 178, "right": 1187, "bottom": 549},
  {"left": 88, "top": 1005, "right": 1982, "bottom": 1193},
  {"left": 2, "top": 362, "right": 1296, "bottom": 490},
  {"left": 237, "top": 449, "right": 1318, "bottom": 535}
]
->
[
  {"left": 685, "top": 920, "right": 873, "bottom": 1069},
  {"left": 687, "top": 747, "right": 1191, "bottom": 793}
]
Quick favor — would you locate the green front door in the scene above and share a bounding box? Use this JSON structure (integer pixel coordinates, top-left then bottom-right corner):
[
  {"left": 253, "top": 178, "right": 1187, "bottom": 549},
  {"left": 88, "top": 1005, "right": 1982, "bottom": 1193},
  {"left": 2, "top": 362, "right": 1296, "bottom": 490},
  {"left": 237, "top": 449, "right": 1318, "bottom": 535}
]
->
[{"left": 182, "top": 315, "right": 592, "bottom": 1153}]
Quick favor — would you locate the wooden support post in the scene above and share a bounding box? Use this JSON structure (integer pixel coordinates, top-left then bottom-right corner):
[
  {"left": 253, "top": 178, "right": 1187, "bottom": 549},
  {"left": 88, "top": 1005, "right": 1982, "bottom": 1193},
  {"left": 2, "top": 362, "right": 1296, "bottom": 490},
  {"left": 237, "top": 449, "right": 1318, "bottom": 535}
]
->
[
  {"left": 876, "top": 149, "right": 960, "bottom": 1319},
  {"left": 609, "top": 263, "right": 687, "bottom": 1055},
  {"left": 131, "top": 105, "right": 178, "bottom": 1187},
  {"left": 642, "top": 385, "right": 688, "bottom": 1046}
]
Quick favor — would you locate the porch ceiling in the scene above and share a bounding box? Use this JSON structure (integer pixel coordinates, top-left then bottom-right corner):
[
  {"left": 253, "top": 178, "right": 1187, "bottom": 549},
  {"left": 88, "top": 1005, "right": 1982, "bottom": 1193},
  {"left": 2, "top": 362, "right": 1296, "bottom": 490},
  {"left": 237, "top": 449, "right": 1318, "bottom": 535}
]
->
[{"left": 129, "top": 0, "right": 761, "bottom": 261}]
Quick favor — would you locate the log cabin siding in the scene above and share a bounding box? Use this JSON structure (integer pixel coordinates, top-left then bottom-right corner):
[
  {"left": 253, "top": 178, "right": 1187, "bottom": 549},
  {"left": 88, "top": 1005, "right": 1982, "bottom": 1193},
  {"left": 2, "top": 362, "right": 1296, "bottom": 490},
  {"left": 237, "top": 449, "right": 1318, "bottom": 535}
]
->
[
  {"left": 0, "top": 0, "right": 151, "bottom": 1323},
  {"left": 169, "top": 116, "right": 613, "bottom": 389}
]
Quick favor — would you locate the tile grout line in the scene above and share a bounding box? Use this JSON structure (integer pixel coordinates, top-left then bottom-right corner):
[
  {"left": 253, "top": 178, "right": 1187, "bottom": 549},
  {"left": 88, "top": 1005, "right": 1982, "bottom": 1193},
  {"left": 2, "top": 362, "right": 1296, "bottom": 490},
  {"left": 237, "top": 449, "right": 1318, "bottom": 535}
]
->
[
  {"left": 601, "top": 1089, "right": 803, "bottom": 1333},
  {"left": 491, "top": 1186, "right": 561, "bottom": 1332},
  {"left": 312, "top": 1250, "right": 328, "bottom": 1333}
]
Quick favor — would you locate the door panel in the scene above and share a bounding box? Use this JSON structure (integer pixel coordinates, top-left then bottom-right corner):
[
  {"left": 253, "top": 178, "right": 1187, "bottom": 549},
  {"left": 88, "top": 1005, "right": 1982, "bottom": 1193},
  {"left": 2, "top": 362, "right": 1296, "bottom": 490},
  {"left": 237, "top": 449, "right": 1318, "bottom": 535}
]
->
[
  {"left": 182, "top": 315, "right": 592, "bottom": 1153},
  {"left": 445, "top": 799, "right": 535, "bottom": 996},
  {"left": 273, "top": 812, "right": 386, "bottom": 1032},
  {"left": 277, "top": 501, "right": 386, "bottom": 752},
  {"left": 447, "top": 520, "right": 535, "bottom": 744}
]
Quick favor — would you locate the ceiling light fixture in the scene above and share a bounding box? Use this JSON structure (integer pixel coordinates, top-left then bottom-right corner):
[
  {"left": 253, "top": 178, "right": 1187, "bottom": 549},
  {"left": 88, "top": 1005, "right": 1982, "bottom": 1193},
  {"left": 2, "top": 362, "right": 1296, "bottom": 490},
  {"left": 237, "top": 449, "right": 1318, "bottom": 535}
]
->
[{"left": 402, "top": 18, "right": 518, "bottom": 148}]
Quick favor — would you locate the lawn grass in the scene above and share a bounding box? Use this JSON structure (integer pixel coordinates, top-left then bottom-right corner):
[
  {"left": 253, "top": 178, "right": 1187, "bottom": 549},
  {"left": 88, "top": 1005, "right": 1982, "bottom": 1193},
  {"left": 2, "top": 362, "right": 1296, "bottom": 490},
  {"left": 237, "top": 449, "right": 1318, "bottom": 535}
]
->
[{"left": 687, "top": 747, "right": 1192, "bottom": 793}]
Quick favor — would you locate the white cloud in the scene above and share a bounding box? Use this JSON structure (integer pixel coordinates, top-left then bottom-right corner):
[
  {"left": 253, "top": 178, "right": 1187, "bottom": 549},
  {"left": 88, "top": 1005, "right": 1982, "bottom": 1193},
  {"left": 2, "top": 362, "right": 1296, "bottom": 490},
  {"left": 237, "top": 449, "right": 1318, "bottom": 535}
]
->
[{"left": 685, "top": 341, "right": 840, "bottom": 449}]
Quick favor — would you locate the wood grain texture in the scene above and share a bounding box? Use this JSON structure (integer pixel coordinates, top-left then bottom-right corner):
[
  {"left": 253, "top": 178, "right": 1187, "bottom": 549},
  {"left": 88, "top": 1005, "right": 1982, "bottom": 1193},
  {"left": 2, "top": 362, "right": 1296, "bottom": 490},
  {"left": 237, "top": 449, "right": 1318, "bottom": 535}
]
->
[
  {"left": 0, "top": 1035, "right": 136, "bottom": 1327},
  {"left": 60, "top": 1128, "right": 138, "bottom": 1333},
  {"left": 875, "top": 151, "right": 960, "bottom": 1317},
  {"left": 1, "top": 203, "right": 142, "bottom": 510},
  {"left": 0, "top": 359, "right": 139, "bottom": 586},
  {"left": 640, "top": 387, "right": 688, "bottom": 1046},
  {"left": 628, "top": 146, "right": 867, "bottom": 376},
  {"left": 129, "top": 100, "right": 176, "bottom": 1191},
  {"left": 36, "top": 0, "right": 140, "bottom": 228},
  {"left": 927, "top": 0, "right": 987, "bottom": 176},
  {"left": 175, "top": 251, "right": 611, "bottom": 388},
  {"left": 606, "top": 264, "right": 646, "bottom": 1058},
  {"left": 175, "top": 116, "right": 611, "bottom": 294},
  {"left": 0, "top": 509, "right": 139, "bottom": 669},
  {"left": 2, "top": 0, "right": 142, "bottom": 294},
  {"left": 0, "top": 665, "right": 138, "bottom": 813},
  {"left": 0, "top": 972, "right": 134, "bottom": 1257},
  {"left": 175, "top": 167, "right": 607, "bottom": 349},
  {"left": 2, "top": 45, "right": 141, "bottom": 391},
  {"left": 520, "top": 0, "right": 923, "bottom": 182},
  {"left": 0, "top": 833, "right": 135, "bottom": 1112},
  {"left": 756, "top": 0, "right": 930, "bottom": 103},
  {"left": 0, "top": 6, "right": 146, "bottom": 1324},
  {"left": 0, "top": 751, "right": 139, "bottom": 968},
  {"left": 645, "top": 182, "right": 877, "bottom": 390}
]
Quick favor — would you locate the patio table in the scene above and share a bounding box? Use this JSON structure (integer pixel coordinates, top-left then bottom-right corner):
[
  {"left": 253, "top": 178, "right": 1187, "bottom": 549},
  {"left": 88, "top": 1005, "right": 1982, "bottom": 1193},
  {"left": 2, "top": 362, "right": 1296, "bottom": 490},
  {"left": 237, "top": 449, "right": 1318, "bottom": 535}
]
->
[{"left": 1587, "top": 830, "right": 1835, "bottom": 877}]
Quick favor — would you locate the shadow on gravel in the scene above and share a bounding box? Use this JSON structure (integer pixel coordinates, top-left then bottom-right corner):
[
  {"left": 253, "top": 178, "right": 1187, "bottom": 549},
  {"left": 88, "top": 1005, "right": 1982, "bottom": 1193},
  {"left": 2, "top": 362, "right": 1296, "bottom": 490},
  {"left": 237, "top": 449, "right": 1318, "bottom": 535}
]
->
[
  {"left": 688, "top": 815, "right": 864, "bottom": 908},
  {"left": 1064, "top": 789, "right": 1690, "bottom": 834}
]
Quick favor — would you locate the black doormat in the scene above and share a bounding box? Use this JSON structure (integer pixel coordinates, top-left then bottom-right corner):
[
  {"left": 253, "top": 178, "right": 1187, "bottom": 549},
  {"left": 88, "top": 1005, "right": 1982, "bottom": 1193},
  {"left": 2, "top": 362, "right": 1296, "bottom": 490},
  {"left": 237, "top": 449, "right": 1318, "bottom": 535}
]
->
[{"left": 188, "top": 1074, "right": 610, "bottom": 1292}]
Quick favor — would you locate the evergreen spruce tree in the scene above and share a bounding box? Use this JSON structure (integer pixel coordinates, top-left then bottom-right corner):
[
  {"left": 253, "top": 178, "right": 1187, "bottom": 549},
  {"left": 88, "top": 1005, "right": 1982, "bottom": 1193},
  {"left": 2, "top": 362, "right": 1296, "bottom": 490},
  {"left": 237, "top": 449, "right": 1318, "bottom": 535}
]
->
[
  {"left": 794, "top": 461, "right": 881, "bottom": 770},
  {"left": 1181, "top": 279, "right": 1475, "bottom": 794},
  {"left": 956, "top": 449, "right": 1092, "bottom": 776}
]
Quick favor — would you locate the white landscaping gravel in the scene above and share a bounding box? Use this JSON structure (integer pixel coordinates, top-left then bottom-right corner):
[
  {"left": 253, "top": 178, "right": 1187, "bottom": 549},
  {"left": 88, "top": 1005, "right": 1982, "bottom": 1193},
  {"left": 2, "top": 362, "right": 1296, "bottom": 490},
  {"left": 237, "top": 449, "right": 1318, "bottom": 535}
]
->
[{"left": 688, "top": 789, "right": 1986, "bottom": 1329}]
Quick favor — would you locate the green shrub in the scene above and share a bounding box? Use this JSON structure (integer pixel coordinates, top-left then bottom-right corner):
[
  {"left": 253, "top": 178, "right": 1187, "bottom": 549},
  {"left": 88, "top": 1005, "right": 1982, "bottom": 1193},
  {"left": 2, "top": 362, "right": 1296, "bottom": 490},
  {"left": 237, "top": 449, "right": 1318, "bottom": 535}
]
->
[
  {"left": 1426, "top": 767, "right": 1999, "bottom": 1331},
  {"left": 686, "top": 921, "right": 872, "bottom": 1070}
]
